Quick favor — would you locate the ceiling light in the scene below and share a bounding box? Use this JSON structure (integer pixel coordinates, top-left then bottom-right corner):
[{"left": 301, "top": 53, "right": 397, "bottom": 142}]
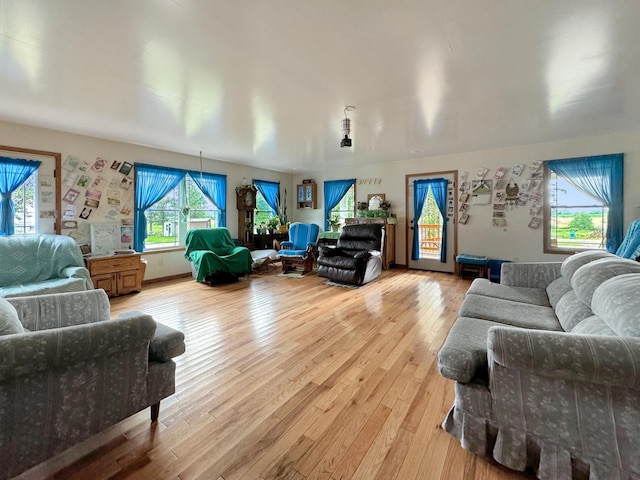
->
[{"left": 341, "top": 105, "right": 355, "bottom": 148}]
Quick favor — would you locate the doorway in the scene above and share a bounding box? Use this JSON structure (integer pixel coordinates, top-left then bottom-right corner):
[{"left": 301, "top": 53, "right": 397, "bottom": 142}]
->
[{"left": 406, "top": 171, "right": 457, "bottom": 273}]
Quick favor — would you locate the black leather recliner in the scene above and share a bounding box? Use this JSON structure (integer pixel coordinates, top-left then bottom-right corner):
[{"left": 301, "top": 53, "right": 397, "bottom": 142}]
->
[{"left": 317, "top": 223, "right": 384, "bottom": 286}]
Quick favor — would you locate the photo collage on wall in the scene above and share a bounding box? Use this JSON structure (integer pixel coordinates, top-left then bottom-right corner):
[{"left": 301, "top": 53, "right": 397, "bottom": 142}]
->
[
  {"left": 60, "top": 155, "right": 135, "bottom": 250},
  {"left": 458, "top": 161, "right": 544, "bottom": 228}
]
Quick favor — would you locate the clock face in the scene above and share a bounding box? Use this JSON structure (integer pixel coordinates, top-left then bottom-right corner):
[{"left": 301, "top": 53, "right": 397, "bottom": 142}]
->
[{"left": 245, "top": 190, "right": 254, "bottom": 206}]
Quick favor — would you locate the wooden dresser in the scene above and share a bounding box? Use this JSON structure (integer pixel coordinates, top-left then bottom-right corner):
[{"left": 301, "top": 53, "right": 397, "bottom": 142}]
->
[
  {"left": 344, "top": 218, "right": 396, "bottom": 269},
  {"left": 85, "top": 253, "right": 145, "bottom": 297}
]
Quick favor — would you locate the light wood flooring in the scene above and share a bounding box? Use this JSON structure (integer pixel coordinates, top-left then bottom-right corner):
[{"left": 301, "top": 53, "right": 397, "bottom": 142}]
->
[{"left": 18, "top": 267, "right": 533, "bottom": 480}]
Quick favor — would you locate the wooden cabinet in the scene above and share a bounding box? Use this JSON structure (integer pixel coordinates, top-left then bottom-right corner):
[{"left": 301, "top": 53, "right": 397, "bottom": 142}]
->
[
  {"left": 296, "top": 183, "right": 317, "bottom": 209},
  {"left": 85, "top": 253, "right": 145, "bottom": 297},
  {"left": 345, "top": 218, "right": 396, "bottom": 269},
  {"left": 253, "top": 233, "right": 288, "bottom": 250}
]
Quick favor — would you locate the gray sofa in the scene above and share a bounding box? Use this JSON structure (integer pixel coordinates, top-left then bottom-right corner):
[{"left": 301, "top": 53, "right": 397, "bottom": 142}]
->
[
  {"left": 438, "top": 250, "right": 640, "bottom": 479},
  {"left": 0, "top": 289, "right": 185, "bottom": 479}
]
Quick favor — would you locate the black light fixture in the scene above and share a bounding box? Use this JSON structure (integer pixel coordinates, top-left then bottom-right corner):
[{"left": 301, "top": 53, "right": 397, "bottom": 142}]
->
[{"left": 341, "top": 105, "right": 355, "bottom": 148}]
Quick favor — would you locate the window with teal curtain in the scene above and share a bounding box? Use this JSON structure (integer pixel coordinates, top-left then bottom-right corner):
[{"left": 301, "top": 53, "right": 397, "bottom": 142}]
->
[
  {"left": 0, "top": 157, "right": 41, "bottom": 235},
  {"left": 546, "top": 153, "right": 623, "bottom": 253},
  {"left": 253, "top": 179, "right": 279, "bottom": 214},
  {"left": 412, "top": 178, "right": 448, "bottom": 262},
  {"left": 189, "top": 171, "right": 227, "bottom": 227},
  {"left": 134, "top": 163, "right": 186, "bottom": 252},
  {"left": 323, "top": 178, "right": 356, "bottom": 230}
]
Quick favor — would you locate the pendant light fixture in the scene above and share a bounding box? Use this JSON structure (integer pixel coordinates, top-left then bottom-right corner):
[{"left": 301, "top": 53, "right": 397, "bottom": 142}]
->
[{"left": 341, "top": 105, "right": 355, "bottom": 148}]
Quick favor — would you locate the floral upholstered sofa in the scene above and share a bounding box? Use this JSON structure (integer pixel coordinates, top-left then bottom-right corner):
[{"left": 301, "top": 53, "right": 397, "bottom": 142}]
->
[
  {"left": 0, "top": 234, "right": 93, "bottom": 297},
  {"left": 438, "top": 250, "right": 640, "bottom": 479},
  {"left": 0, "top": 289, "right": 185, "bottom": 479}
]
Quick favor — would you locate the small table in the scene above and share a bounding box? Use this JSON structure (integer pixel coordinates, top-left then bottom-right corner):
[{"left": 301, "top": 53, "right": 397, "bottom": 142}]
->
[{"left": 456, "top": 254, "right": 488, "bottom": 279}]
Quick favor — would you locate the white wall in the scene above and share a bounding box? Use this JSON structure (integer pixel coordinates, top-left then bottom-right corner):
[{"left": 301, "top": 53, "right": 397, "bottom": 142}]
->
[
  {"left": 2, "top": 119, "right": 638, "bottom": 277},
  {"left": 0, "top": 120, "right": 293, "bottom": 280},
  {"left": 293, "top": 131, "right": 640, "bottom": 265}
]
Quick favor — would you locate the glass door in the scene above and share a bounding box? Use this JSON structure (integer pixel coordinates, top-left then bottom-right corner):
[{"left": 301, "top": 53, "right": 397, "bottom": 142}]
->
[{"left": 407, "top": 171, "right": 457, "bottom": 272}]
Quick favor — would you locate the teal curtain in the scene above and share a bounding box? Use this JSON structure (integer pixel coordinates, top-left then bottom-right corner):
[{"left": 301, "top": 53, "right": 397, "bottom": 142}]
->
[
  {"left": 546, "top": 153, "right": 624, "bottom": 252},
  {"left": 189, "top": 171, "right": 227, "bottom": 227},
  {"left": 0, "top": 157, "right": 41, "bottom": 235},
  {"left": 412, "top": 178, "right": 448, "bottom": 262},
  {"left": 134, "top": 163, "right": 185, "bottom": 252},
  {"left": 253, "top": 179, "right": 279, "bottom": 215},
  {"left": 323, "top": 178, "right": 355, "bottom": 230}
]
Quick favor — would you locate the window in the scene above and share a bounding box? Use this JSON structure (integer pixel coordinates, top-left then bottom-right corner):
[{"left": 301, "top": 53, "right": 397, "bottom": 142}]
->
[
  {"left": 324, "top": 178, "right": 356, "bottom": 231},
  {"left": 329, "top": 184, "right": 355, "bottom": 226},
  {"left": 145, "top": 176, "right": 220, "bottom": 250},
  {"left": 255, "top": 190, "right": 276, "bottom": 231},
  {"left": 134, "top": 163, "right": 226, "bottom": 252},
  {"left": 543, "top": 154, "right": 623, "bottom": 253},
  {"left": 253, "top": 179, "right": 279, "bottom": 231},
  {"left": 416, "top": 189, "right": 443, "bottom": 258},
  {"left": 546, "top": 172, "right": 606, "bottom": 251},
  {"left": 12, "top": 172, "right": 37, "bottom": 235}
]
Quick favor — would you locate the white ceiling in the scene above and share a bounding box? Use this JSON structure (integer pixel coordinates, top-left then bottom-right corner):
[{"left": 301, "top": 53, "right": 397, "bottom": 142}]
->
[{"left": 0, "top": 1, "right": 639, "bottom": 173}]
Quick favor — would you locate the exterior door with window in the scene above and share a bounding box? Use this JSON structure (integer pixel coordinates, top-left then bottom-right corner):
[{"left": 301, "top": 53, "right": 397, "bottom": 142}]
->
[{"left": 407, "top": 171, "right": 456, "bottom": 273}]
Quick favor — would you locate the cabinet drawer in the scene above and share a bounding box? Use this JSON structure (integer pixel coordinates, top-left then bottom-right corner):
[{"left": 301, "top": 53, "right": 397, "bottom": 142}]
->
[{"left": 87, "top": 255, "right": 141, "bottom": 275}]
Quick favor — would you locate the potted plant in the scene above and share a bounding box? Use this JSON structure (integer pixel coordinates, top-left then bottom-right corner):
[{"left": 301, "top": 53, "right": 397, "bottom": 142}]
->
[
  {"left": 328, "top": 215, "right": 341, "bottom": 232},
  {"left": 380, "top": 200, "right": 391, "bottom": 217},
  {"left": 267, "top": 216, "right": 280, "bottom": 234},
  {"left": 357, "top": 201, "right": 368, "bottom": 218}
]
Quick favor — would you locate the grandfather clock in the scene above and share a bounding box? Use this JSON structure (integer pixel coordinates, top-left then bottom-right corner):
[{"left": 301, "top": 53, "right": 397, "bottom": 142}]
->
[{"left": 236, "top": 185, "right": 257, "bottom": 247}]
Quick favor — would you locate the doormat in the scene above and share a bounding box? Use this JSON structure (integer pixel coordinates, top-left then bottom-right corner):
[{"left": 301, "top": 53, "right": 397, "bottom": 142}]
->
[{"left": 276, "top": 272, "right": 305, "bottom": 279}]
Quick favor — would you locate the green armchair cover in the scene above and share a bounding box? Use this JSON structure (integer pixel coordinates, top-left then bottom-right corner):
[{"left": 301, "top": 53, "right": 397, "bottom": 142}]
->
[{"left": 184, "top": 228, "right": 252, "bottom": 282}]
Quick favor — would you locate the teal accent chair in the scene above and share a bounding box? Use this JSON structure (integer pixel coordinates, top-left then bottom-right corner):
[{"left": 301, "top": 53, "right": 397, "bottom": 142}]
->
[
  {"left": 184, "top": 228, "right": 252, "bottom": 283},
  {"left": 276, "top": 222, "right": 320, "bottom": 274}
]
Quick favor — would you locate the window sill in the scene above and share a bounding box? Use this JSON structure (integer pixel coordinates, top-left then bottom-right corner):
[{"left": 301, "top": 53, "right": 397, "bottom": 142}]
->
[{"left": 143, "top": 246, "right": 186, "bottom": 254}]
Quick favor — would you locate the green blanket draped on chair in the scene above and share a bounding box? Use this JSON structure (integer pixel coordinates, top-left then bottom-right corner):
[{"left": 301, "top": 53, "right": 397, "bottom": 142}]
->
[{"left": 184, "top": 228, "right": 252, "bottom": 282}]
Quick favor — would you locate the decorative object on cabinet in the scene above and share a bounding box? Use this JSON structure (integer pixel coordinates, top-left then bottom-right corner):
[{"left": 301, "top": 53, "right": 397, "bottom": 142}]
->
[
  {"left": 236, "top": 184, "right": 257, "bottom": 246},
  {"left": 85, "top": 253, "right": 146, "bottom": 297},
  {"left": 344, "top": 217, "right": 395, "bottom": 269},
  {"left": 296, "top": 182, "right": 317, "bottom": 209}
]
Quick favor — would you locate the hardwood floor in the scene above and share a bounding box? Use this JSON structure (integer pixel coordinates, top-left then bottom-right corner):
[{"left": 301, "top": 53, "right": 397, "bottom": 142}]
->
[{"left": 17, "top": 268, "right": 532, "bottom": 480}]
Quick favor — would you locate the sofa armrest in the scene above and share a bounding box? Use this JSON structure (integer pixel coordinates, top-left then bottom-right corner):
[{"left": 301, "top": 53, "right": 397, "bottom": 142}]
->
[
  {"left": 0, "top": 314, "right": 156, "bottom": 381},
  {"left": 130, "top": 315, "right": 185, "bottom": 362},
  {"left": 488, "top": 326, "right": 640, "bottom": 388},
  {"left": 500, "top": 262, "right": 562, "bottom": 288},
  {"left": 60, "top": 265, "right": 93, "bottom": 288}
]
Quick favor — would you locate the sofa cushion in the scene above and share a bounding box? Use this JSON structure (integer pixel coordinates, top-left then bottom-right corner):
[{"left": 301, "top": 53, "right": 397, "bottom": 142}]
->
[
  {"left": 591, "top": 274, "right": 640, "bottom": 337},
  {"left": 438, "top": 317, "right": 499, "bottom": 383},
  {"left": 458, "top": 294, "right": 562, "bottom": 331},
  {"left": 546, "top": 276, "right": 573, "bottom": 308},
  {"left": 0, "top": 277, "right": 88, "bottom": 299},
  {"left": 467, "top": 278, "right": 550, "bottom": 306},
  {"left": 560, "top": 250, "right": 615, "bottom": 282},
  {"left": 554, "top": 291, "right": 594, "bottom": 332},
  {"left": 571, "top": 257, "right": 640, "bottom": 308},
  {"left": 0, "top": 297, "right": 24, "bottom": 335},
  {"left": 571, "top": 316, "right": 617, "bottom": 336}
]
